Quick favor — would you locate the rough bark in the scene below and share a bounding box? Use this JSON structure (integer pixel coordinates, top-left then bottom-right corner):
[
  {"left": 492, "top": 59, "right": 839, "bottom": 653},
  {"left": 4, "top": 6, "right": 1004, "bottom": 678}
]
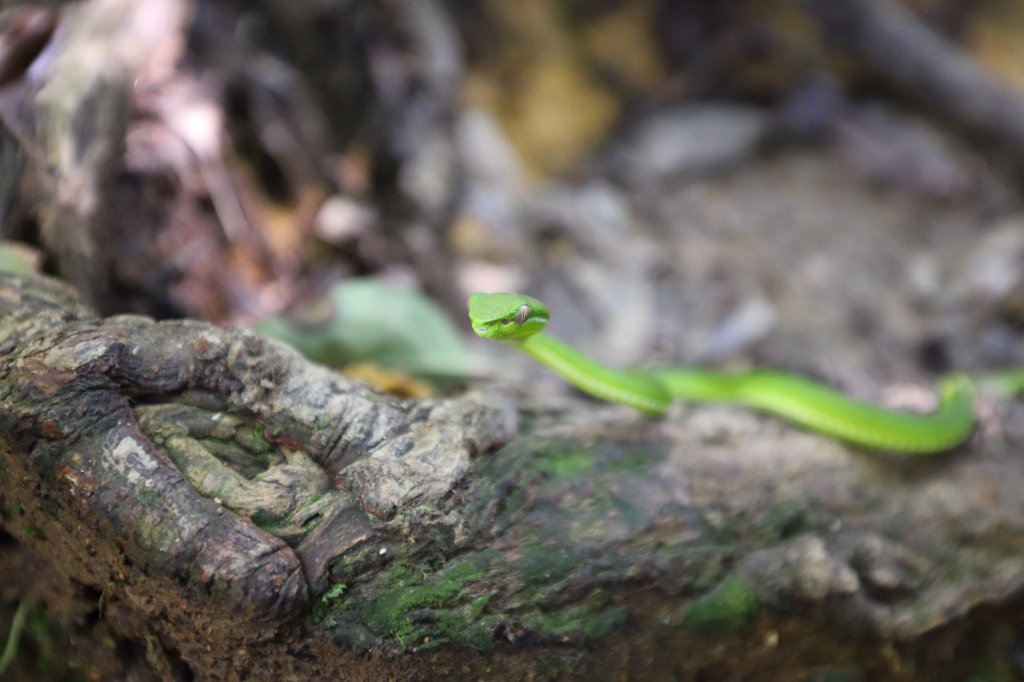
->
[
  {"left": 4, "top": 270, "right": 1024, "bottom": 680},
  {"left": 0, "top": 270, "right": 521, "bottom": 677}
]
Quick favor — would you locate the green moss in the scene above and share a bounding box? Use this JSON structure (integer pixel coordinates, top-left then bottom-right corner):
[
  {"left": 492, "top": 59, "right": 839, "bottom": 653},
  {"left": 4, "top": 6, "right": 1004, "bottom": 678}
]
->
[
  {"left": 323, "top": 582, "right": 348, "bottom": 602},
  {"left": 510, "top": 439, "right": 598, "bottom": 482},
  {"left": 248, "top": 512, "right": 280, "bottom": 532},
  {"left": 520, "top": 604, "right": 626, "bottom": 644},
  {"left": 363, "top": 556, "right": 492, "bottom": 646},
  {"left": 418, "top": 594, "right": 497, "bottom": 651},
  {"left": 682, "top": 573, "right": 760, "bottom": 633},
  {"left": 517, "top": 537, "right": 580, "bottom": 585},
  {"left": 313, "top": 582, "right": 347, "bottom": 629},
  {"left": 18, "top": 525, "right": 40, "bottom": 539},
  {"left": 539, "top": 447, "right": 593, "bottom": 478},
  {"left": 756, "top": 499, "right": 835, "bottom": 543},
  {"left": 319, "top": 547, "right": 628, "bottom": 653},
  {"left": 320, "top": 552, "right": 499, "bottom": 650},
  {"left": 757, "top": 500, "right": 809, "bottom": 542},
  {"left": 236, "top": 422, "right": 272, "bottom": 456}
]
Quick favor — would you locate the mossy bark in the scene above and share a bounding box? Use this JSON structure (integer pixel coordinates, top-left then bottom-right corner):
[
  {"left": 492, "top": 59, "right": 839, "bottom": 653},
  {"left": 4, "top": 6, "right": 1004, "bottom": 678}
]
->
[{"left": 4, "top": 271, "right": 1024, "bottom": 680}]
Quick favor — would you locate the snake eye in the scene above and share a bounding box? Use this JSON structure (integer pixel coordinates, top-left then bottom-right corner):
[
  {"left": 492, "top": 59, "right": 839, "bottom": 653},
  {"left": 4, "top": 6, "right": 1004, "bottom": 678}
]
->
[
  {"left": 500, "top": 317, "right": 513, "bottom": 325},
  {"left": 515, "top": 305, "right": 530, "bottom": 325}
]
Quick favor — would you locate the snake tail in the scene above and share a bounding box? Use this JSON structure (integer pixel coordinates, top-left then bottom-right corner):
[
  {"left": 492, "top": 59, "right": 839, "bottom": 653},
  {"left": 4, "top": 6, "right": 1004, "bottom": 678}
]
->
[{"left": 658, "top": 369, "right": 976, "bottom": 454}]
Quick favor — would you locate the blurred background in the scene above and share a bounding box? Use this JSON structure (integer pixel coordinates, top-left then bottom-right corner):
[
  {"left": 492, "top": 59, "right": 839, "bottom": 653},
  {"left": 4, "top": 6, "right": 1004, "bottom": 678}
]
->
[{"left": 4, "top": 0, "right": 1024, "bottom": 402}]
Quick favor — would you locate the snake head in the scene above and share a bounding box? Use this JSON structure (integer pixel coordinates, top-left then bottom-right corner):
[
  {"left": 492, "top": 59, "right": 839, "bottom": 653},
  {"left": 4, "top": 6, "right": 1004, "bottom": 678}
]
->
[{"left": 467, "top": 292, "right": 549, "bottom": 341}]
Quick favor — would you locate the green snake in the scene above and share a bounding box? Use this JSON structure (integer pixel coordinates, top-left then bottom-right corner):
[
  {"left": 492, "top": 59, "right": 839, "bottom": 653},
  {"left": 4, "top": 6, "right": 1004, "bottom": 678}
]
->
[{"left": 468, "top": 292, "right": 1024, "bottom": 454}]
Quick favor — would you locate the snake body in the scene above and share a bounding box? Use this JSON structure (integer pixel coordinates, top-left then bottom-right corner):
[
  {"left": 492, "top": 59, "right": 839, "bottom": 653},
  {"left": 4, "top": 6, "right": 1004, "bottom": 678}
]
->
[{"left": 467, "top": 292, "right": 1021, "bottom": 454}]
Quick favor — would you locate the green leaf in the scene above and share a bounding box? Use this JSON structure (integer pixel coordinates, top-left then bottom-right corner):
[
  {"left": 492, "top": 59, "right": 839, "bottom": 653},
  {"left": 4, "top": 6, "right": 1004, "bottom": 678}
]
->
[
  {"left": 0, "top": 242, "right": 40, "bottom": 277},
  {"left": 254, "top": 278, "right": 468, "bottom": 379}
]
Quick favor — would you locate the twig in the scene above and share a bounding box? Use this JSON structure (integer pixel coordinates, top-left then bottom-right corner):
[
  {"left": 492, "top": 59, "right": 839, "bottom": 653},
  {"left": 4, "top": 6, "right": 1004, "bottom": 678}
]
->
[{"left": 799, "top": 0, "right": 1024, "bottom": 171}]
